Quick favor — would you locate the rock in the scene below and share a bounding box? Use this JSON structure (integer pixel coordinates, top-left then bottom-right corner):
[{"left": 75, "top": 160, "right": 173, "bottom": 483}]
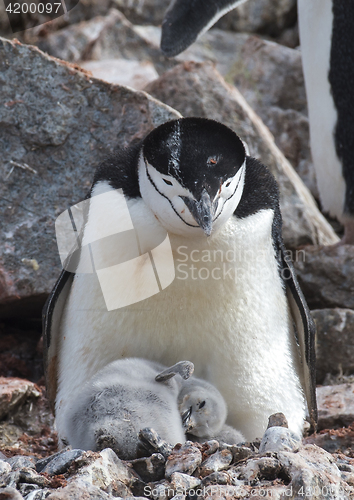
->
[
  {"left": 169, "top": 472, "right": 201, "bottom": 491},
  {"left": 0, "top": 36, "right": 180, "bottom": 316},
  {"left": 316, "top": 384, "right": 354, "bottom": 431},
  {"left": 72, "top": 448, "right": 136, "bottom": 497},
  {"left": 79, "top": 59, "right": 158, "bottom": 89},
  {"left": 229, "top": 446, "right": 254, "bottom": 464},
  {"left": 256, "top": 457, "right": 283, "bottom": 480},
  {"left": 138, "top": 428, "right": 173, "bottom": 460},
  {"left": 312, "top": 309, "right": 354, "bottom": 384},
  {"left": 37, "top": 9, "right": 174, "bottom": 74},
  {"left": 145, "top": 480, "right": 173, "bottom": 500},
  {"left": 278, "top": 444, "right": 351, "bottom": 499},
  {"left": 0, "top": 486, "right": 24, "bottom": 500},
  {"left": 45, "top": 478, "right": 114, "bottom": 499},
  {"left": 26, "top": 489, "right": 54, "bottom": 499},
  {"left": 0, "top": 461, "right": 11, "bottom": 478},
  {"left": 197, "top": 450, "right": 233, "bottom": 478},
  {"left": 39, "top": 449, "right": 83, "bottom": 475},
  {"left": 16, "top": 469, "right": 49, "bottom": 488},
  {"left": 17, "top": 483, "right": 39, "bottom": 497},
  {"left": 201, "top": 441, "right": 219, "bottom": 456},
  {"left": 129, "top": 453, "right": 165, "bottom": 483},
  {"left": 267, "top": 412, "right": 288, "bottom": 429},
  {"left": 259, "top": 427, "right": 301, "bottom": 453},
  {"left": 0, "top": 378, "right": 40, "bottom": 420},
  {"left": 5, "top": 457, "right": 36, "bottom": 471},
  {"left": 303, "top": 426, "right": 354, "bottom": 455},
  {"left": 293, "top": 246, "right": 354, "bottom": 310},
  {"left": 145, "top": 61, "right": 338, "bottom": 247},
  {"left": 165, "top": 443, "right": 202, "bottom": 478},
  {"left": 214, "top": 0, "right": 297, "bottom": 37}
]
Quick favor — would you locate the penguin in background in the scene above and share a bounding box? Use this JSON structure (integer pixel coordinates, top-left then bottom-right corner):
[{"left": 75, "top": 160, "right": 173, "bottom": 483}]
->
[
  {"left": 43, "top": 117, "right": 317, "bottom": 444},
  {"left": 160, "top": 0, "right": 354, "bottom": 244}
]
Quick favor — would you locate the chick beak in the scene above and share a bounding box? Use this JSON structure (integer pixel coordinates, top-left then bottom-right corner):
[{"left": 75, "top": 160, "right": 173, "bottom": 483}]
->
[
  {"left": 182, "top": 406, "right": 192, "bottom": 429},
  {"left": 181, "top": 189, "right": 215, "bottom": 236}
]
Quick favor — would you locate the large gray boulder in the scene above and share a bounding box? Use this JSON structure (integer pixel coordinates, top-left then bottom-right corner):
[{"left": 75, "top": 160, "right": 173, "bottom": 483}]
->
[{"left": 0, "top": 37, "right": 180, "bottom": 317}]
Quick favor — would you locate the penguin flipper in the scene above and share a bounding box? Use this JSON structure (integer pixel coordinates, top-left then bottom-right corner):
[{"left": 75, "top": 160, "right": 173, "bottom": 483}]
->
[
  {"left": 42, "top": 269, "right": 74, "bottom": 413},
  {"left": 161, "top": 0, "right": 247, "bottom": 57},
  {"left": 278, "top": 244, "right": 318, "bottom": 430},
  {"left": 155, "top": 360, "right": 195, "bottom": 382}
]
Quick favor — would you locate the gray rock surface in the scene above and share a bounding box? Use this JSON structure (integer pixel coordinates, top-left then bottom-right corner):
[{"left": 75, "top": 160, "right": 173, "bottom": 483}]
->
[
  {"left": 197, "top": 450, "right": 233, "bottom": 478},
  {"left": 0, "top": 36, "right": 180, "bottom": 317},
  {"left": 79, "top": 59, "right": 159, "bottom": 89},
  {"left": 312, "top": 309, "right": 354, "bottom": 384},
  {"left": 1, "top": 438, "right": 353, "bottom": 499},
  {"left": 145, "top": 60, "right": 338, "bottom": 248},
  {"left": 165, "top": 442, "right": 202, "bottom": 478},
  {"left": 317, "top": 384, "right": 354, "bottom": 431},
  {"left": 259, "top": 426, "right": 301, "bottom": 453},
  {"left": 0, "top": 378, "right": 40, "bottom": 420},
  {"left": 294, "top": 245, "right": 354, "bottom": 310},
  {"left": 36, "top": 9, "right": 175, "bottom": 74},
  {"left": 39, "top": 449, "right": 83, "bottom": 475}
]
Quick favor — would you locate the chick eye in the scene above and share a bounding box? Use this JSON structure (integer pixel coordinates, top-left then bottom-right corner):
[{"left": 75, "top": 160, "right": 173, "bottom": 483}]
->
[
  {"left": 163, "top": 178, "right": 173, "bottom": 186},
  {"left": 199, "top": 401, "right": 206, "bottom": 409}
]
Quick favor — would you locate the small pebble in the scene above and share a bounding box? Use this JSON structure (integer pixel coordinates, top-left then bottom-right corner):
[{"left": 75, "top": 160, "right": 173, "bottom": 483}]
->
[
  {"left": 39, "top": 449, "right": 83, "bottom": 475},
  {"left": 229, "top": 445, "right": 254, "bottom": 464},
  {"left": 198, "top": 449, "right": 233, "bottom": 478},
  {"left": 0, "top": 486, "right": 24, "bottom": 500},
  {"left": 259, "top": 426, "right": 301, "bottom": 453},
  {"left": 129, "top": 453, "right": 165, "bottom": 483},
  {"left": 170, "top": 471, "right": 201, "bottom": 491},
  {"left": 6, "top": 457, "right": 36, "bottom": 472},
  {"left": 139, "top": 428, "right": 173, "bottom": 459},
  {"left": 0, "top": 460, "right": 12, "bottom": 477},
  {"left": 165, "top": 442, "right": 202, "bottom": 478},
  {"left": 201, "top": 440, "right": 219, "bottom": 456},
  {"left": 267, "top": 412, "right": 288, "bottom": 429}
]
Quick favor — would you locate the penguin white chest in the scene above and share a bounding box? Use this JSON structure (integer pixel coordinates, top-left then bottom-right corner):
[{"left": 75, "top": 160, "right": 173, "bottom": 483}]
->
[{"left": 57, "top": 201, "right": 304, "bottom": 440}]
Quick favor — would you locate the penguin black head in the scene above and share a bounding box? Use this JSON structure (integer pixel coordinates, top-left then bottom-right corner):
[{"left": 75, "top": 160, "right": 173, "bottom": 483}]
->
[{"left": 138, "top": 118, "right": 246, "bottom": 236}]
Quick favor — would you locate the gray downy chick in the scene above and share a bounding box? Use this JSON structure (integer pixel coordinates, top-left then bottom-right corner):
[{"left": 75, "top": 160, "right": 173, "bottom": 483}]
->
[
  {"left": 62, "top": 358, "right": 194, "bottom": 460},
  {"left": 178, "top": 376, "right": 244, "bottom": 445}
]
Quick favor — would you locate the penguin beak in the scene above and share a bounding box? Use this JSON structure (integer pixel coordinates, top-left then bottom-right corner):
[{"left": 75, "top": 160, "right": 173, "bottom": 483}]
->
[
  {"left": 181, "top": 189, "right": 216, "bottom": 236},
  {"left": 182, "top": 406, "right": 192, "bottom": 429}
]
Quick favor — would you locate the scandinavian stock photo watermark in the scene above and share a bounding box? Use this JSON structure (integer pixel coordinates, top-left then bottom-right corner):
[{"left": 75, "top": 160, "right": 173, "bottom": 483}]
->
[
  {"left": 55, "top": 189, "right": 306, "bottom": 312},
  {"left": 143, "top": 483, "right": 346, "bottom": 498}
]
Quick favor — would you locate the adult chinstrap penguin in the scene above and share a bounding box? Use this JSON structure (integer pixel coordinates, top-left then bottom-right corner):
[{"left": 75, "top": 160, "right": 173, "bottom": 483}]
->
[
  {"left": 43, "top": 117, "right": 317, "bottom": 443},
  {"left": 160, "top": 0, "right": 354, "bottom": 243}
]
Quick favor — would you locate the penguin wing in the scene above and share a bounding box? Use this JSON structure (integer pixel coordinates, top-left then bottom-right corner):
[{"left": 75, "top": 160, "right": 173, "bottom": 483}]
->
[
  {"left": 161, "top": 0, "right": 247, "bottom": 56},
  {"left": 42, "top": 269, "right": 74, "bottom": 412},
  {"left": 278, "top": 240, "right": 318, "bottom": 430}
]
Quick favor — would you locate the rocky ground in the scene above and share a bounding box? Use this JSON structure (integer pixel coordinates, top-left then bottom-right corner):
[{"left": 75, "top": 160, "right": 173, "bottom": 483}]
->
[{"left": 1, "top": 0, "right": 354, "bottom": 498}]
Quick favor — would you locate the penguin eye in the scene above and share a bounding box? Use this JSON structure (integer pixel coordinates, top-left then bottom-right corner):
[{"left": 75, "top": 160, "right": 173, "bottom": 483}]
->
[
  {"left": 225, "top": 181, "right": 231, "bottom": 187},
  {"left": 163, "top": 178, "right": 173, "bottom": 186},
  {"left": 199, "top": 401, "right": 206, "bottom": 409}
]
